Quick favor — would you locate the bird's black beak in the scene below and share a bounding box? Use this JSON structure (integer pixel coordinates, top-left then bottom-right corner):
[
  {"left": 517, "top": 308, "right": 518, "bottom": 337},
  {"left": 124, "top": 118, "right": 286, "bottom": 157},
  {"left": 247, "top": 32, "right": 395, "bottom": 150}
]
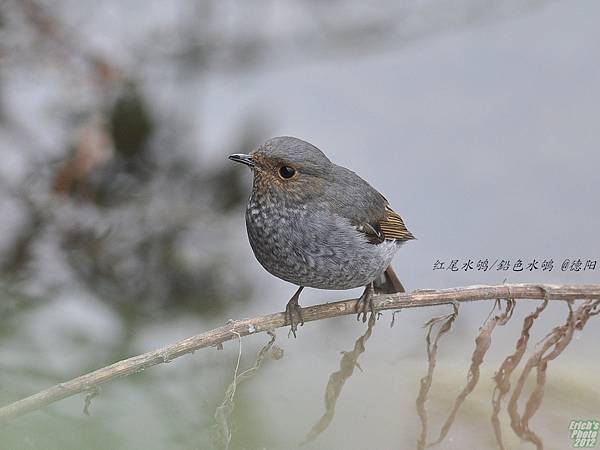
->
[{"left": 228, "top": 153, "right": 255, "bottom": 167}]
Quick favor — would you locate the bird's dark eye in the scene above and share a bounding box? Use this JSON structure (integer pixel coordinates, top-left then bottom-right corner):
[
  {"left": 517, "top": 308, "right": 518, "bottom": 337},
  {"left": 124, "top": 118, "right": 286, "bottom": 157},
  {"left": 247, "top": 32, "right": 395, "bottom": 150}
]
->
[{"left": 278, "top": 166, "right": 296, "bottom": 179}]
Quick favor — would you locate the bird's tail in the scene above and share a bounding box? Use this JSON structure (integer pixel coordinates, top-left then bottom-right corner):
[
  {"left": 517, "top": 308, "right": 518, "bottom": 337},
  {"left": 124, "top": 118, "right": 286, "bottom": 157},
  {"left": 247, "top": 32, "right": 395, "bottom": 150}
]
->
[{"left": 373, "top": 265, "right": 405, "bottom": 294}]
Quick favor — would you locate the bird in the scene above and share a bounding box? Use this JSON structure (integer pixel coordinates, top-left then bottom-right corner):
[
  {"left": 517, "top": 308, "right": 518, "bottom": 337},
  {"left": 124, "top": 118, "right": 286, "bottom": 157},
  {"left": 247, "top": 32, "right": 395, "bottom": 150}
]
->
[{"left": 229, "top": 136, "right": 415, "bottom": 336}]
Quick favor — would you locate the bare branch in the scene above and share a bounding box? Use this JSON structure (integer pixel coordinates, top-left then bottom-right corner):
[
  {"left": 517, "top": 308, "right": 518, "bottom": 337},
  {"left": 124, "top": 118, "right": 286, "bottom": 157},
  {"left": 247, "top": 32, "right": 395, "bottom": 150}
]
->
[{"left": 0, "top": 283, "right": 598, "bottom": 425}]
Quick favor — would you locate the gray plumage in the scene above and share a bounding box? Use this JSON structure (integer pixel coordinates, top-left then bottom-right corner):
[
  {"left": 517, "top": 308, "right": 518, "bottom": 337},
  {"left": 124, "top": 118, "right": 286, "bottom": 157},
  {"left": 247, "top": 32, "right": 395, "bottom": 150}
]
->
[
  {"left": 229, "top": 136, "right": 414, "bottom": 331},
  {"left": 233, "top": 136, "right": 413, "bottom": 290}
]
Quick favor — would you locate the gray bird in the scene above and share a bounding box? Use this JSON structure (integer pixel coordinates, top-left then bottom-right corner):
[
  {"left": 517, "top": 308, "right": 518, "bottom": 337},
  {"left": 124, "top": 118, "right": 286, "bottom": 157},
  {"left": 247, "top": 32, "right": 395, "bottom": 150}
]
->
[{"left": 229, "top": 136, "right": 415, "bottom": 336}]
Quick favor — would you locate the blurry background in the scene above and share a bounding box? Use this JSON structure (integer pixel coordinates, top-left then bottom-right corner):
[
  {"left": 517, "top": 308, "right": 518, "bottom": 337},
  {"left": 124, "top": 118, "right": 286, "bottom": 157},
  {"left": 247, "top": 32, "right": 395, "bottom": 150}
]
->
[{"left": 0, "top": 0, "right": 599, "bottom": 449}]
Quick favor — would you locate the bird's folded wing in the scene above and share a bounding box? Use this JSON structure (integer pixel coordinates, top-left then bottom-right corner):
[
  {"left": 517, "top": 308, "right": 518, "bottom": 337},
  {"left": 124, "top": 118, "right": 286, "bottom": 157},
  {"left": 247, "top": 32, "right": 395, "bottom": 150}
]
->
[
  {"left": 378, "top": 205, "right": 415, "bottom": 241},
  {"left": 356, "top": 205, "right": 415, "bottom": 244}
]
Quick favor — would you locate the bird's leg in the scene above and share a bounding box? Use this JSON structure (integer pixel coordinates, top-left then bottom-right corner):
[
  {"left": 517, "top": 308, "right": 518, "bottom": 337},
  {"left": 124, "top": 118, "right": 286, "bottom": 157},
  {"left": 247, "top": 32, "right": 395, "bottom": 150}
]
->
[
  {"left": 356, "top": 282, "right": 375, "bottom": 323},
  {"left": 285, "top": 286, "right": 305, "bottom": 338}
]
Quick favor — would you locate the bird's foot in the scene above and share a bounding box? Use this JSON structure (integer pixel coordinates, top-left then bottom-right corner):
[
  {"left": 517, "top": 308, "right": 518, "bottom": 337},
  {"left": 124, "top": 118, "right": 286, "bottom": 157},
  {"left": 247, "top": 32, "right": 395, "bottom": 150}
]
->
[
  {"left": 356, "top": 282, "right": 375, "bottom": 323},
  {"left": 285, "top": 287, "right": 304, "bottom": 338}
]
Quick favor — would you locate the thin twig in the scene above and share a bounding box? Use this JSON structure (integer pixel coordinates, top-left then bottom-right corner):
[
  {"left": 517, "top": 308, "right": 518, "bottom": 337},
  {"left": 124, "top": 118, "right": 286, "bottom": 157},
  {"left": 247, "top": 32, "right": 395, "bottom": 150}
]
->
[
  {"left": 491, "top": 298, "right": 548, "bottom": 449},
  {"left": 0, "top": 283, "right": 598, "bottom": 425},
  {"left": 428, "top": 299, "right": 514, "bottom": 446},
  {"left": 212, "top": 331, "right": 277, "bottom": 450},
  {"left": 508, "top": 299, "right": 599, "bottom": 449},
  {"left": 302, "top": 312, "right": 377, "bottom": 445},
  {"left": 416, "top": 302, "right": 459, "bottom": 450}
]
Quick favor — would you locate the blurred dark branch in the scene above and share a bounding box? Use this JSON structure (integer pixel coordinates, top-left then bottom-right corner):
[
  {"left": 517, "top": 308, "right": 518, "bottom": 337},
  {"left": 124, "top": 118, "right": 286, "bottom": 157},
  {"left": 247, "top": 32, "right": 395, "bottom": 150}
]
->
[
  {"left": 164, "top": 0, "right": 556, "bottom": 76},
  {"left": 0, "top": 283, "right": 599, "bottom": 425},
  {"left": 19, "top": 0, "right": 121, "bottom": 85}
]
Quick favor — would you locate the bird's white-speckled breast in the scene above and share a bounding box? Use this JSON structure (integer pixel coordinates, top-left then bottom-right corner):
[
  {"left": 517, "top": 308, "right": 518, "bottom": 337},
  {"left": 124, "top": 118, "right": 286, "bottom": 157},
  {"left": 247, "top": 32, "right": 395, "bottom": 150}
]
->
[{"left": 245, "top": 195, "right": 400, "bottom": 290}]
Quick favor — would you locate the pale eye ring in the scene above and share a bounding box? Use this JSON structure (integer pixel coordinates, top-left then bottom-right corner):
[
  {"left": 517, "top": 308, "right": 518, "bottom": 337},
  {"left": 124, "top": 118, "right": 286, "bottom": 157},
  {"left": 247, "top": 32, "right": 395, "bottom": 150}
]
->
[{"left": 278, "top": 166, "right": 296, "bottom": 179}]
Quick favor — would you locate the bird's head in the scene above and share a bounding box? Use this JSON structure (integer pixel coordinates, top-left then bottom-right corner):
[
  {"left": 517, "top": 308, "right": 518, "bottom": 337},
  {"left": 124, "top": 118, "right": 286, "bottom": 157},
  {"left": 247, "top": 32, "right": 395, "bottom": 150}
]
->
[{"left": 229, "top": 136, "right": 334, "bottom": 201}]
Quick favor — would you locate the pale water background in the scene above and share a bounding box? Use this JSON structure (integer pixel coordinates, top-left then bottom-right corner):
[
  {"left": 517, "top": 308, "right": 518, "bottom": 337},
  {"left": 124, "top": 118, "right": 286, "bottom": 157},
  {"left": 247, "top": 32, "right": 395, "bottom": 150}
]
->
[{"left": 0, "top": 1, "right": 599, "bottom": 449}]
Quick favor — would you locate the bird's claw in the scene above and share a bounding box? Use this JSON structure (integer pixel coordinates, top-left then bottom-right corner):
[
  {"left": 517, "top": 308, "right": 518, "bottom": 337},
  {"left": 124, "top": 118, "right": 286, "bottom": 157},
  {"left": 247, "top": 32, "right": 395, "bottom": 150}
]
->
[
  {"left": 356, "top": 283, "right": 375, "bottom": 323},
  {"left": 285, "top": 295, "right": 304, "bottom": 338}
]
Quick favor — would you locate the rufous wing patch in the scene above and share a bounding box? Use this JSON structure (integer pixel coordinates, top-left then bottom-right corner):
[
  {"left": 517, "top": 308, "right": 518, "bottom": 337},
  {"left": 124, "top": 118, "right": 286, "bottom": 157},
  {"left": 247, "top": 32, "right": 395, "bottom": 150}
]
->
[{"left": 378, "top": 205, "right": 415, "bottom": 241}]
